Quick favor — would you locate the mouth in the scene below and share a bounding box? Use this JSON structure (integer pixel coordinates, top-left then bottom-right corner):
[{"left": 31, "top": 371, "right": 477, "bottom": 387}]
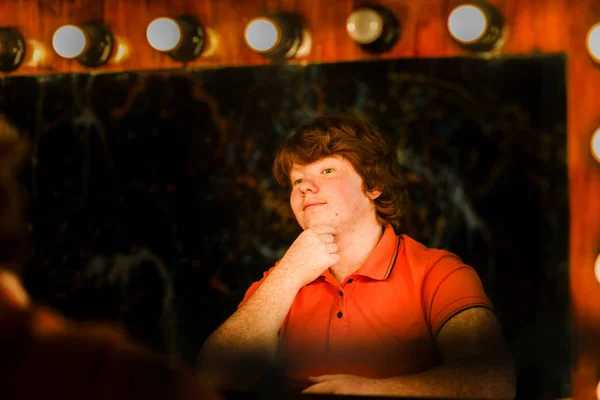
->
[{"left": 303, "top": 202, "right": 325, "bottom": 210}]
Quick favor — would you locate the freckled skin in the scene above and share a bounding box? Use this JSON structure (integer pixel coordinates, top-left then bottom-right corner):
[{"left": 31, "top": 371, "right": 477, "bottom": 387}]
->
[{"left": 289, "top": 155, "right": 379, "bottom": 234}]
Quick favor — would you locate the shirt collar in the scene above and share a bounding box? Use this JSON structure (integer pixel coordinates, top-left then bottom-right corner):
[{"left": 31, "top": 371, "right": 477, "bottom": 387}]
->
[
  {"left": 352, "top": 224, "right": 399, "bottom": 280},
  {"left": 314, "top": 224, "right": 399, "bottom": 283}
]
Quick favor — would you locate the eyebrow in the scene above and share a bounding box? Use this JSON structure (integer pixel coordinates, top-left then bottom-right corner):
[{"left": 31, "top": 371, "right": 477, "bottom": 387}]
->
[{"left": 290, "top": 158, "right": 340, "bottom": 176}]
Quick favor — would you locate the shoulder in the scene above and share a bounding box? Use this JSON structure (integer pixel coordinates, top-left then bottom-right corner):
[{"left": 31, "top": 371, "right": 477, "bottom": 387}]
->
[{"left": 398, "top": 234, "right": 464, "bottom": 274}]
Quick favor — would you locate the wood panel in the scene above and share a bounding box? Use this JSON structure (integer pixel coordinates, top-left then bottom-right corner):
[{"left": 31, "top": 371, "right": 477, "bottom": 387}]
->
[
  {"left": 0, "top": 0, "right": 599, "bottom": 398},
  {"left": 568, "top": 1, "right": 600, "bottom": 398},
  {"left": 0, "top": 0, "right": 578, "bottom": 73}
]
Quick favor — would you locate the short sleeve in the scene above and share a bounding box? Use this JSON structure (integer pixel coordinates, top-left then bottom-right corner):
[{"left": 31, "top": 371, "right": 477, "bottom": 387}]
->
[
  {"left": 237, "top": 265, "right": 278, "bottom": 309},
  {"left": 422, "top": 251, "right": 493, "bottom": 336}
]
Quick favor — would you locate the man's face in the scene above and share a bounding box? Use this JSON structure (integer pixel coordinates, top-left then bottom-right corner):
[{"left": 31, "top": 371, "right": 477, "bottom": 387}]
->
[{"left": 289, "top": 155, "right": 380, "bottom": 231}]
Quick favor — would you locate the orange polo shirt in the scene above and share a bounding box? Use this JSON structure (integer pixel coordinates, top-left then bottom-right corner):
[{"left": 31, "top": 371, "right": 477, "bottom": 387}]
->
[{"left": 238, "top": 225, "right": 492, "bottom": 390}]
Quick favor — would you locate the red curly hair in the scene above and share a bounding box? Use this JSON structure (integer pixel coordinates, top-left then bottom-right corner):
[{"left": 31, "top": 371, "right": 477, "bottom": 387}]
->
[{"left": 273, "top": 114, "right": 407, "bottom": 230}]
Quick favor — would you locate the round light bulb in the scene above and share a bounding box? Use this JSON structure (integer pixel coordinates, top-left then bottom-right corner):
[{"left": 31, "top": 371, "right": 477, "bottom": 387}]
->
[
  {"left": 590, "top": 127, "right": 600, "bottom": 163},
  {"left": 52, "top": 25, "right": 87, "bottom": 59},
  {"left": 447, "top": 4, "right": 488, "bottom": 44},
  {"left": 0, "top": 27, "right": 26, "bottom": 72},
  {"left": 244, "top": 17, "right": 280, "bottom": 52},
  {"left": 346, "top": 8, "right": 384, "bottom": 45},
  {"left": 146, "top": 17, "right": 182, "bottom": 52},
  {"left": 596, "top": 254, "right": 600, "bottom": 285},
  {"left": 586, "top": 23, "right": 600, "bottom": 63}
]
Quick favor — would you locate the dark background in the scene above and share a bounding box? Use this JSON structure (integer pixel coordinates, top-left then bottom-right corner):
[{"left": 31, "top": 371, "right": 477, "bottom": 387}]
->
[{"left": 0, "top": 55, "right": 569, "bottom": 399}]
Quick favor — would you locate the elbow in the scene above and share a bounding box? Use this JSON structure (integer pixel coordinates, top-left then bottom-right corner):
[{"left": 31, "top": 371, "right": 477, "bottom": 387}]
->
[
  {"left": 502, "top": 366, "right": 517, "bottom": 400},
  {"left": 493, "top": 381, "right": 516, "bottom": 400},
  {"left": 196, "top": 341, "right": 272, "bottom": 392},
  {"left": 501, "top": 355, "right": 517, "bottom": 399},
  {"left": 486, "top": 358, "right": 517, "bottom": 400},
  {"left": 492, "top": 375, "right": 516, "bottom": 400},
  {"left": 458, "top": 356, "right": 516, "bottom": 399}
]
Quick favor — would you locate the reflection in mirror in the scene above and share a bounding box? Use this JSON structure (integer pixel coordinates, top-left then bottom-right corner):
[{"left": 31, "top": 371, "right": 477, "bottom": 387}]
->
[{"left": 0, "top": 55, "right": 567, "bottom": 399}]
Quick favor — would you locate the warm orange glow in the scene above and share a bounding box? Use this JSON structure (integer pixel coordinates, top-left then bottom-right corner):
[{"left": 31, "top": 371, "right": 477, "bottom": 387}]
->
[
  {"left": 0, "top": 270, "right": 29, "bottom": 308},
  {"left": 24, "top": 40, "right": 51, "bottom": 68},
  {"left": 110, "top": 36, "right": 131, "bottom": 64},
  {"left": 200, "top": 27, "right": 219, "bottom": 57},
  {"left": 295, "top": 29, "right": 312, "bottom": 58},
  {"left": 590, "top": 127, "right": 600, "bottom": 163},
  {"left": 596, "top": 254, "right": 600, "bottom": 285}
]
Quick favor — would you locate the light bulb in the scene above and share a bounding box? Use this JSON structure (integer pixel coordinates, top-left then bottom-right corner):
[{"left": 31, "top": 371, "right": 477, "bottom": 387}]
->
[
  {"left": 595, "top": 254, "right": 600, "bottom": 284},
  {"left": 447, "top": 4, "right": 488, "bottom": 44},
  {"left": 0, "top": 27, "right": 26, "bottom": 72},
  {"left": 346, "top": 8, "right": 384, "bottom": 45},
  {"left": 147, "top": 17, "right": 182, "bottom": 52},
  {"left": 52, "top": 25, "right": 87, "bottom": 59},
  {"left": 345, "top": 6, "right": 400, "bottom": 53},
  {"left": 244, "top": 17, "right": 280, "bottom": 52},
  {"left": 591, "top": 127, "right": 600, "bottom": 164},
  {"left": 586, "top": 23, "right": 600, "bottom": 63}
]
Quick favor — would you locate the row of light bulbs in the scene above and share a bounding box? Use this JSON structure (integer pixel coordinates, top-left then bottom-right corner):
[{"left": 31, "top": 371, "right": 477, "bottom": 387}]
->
[
  {"left": 0, "top": 1, "right": 600, "bottom": 68},
  {"left": 0, "top": 1, "right": 511, "bottom": 72}
]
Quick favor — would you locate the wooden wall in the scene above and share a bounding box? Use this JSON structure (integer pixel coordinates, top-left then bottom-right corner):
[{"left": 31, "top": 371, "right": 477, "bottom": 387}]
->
[{"left": 1, "top": 0, "right": 599, "bottom": 398}]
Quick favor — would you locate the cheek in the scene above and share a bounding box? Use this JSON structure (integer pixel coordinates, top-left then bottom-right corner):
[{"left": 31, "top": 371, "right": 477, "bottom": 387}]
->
[
  {"left": 343, "top": 187, "right": 371, "bottom": 212},
  {"left": 290, "top": 192, "right": 302, "bottom": 213},
  {"left": 338, "top": 185, "right": 358, "bottom": 202}
]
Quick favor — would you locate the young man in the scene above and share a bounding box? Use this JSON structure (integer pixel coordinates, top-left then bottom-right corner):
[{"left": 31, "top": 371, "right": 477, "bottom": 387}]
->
[{"left": 199, "top": 114, "right": 516, "bottom": 398}]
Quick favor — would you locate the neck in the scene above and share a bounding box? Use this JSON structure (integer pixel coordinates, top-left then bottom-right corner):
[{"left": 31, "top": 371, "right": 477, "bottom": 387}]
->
[{"left": 329, "top": 220, "right": 385, "bottom": 284}]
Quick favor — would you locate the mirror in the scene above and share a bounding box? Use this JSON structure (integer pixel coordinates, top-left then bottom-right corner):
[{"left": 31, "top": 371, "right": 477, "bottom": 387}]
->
[{"left": 0, "top": 55, "right": 568, "bottom": 398}]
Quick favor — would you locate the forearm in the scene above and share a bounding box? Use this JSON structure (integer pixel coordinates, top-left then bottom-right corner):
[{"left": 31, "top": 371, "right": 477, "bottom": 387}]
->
[
  {"left": 198, "top": 268, "right": 300, "bottom": 390},
  {"left": 377, "top": 358, "right": 516, "bottom": 399}
]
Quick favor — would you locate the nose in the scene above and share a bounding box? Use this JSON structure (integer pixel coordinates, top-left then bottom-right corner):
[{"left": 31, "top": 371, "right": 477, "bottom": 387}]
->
[{"left": 297, "top": 178, "right": 319, "bottom": 194}]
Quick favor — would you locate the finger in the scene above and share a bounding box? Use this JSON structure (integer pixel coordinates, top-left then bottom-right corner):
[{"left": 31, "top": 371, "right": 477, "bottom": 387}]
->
[
  {"left": 318, "top": 233, "right": 335, "bottom": 243},
  {"left": 325, "top": 243, "right": 338, "bottom": 254},
  {"left": 310, "top": 225, "right": 337, "bottom": 234}
]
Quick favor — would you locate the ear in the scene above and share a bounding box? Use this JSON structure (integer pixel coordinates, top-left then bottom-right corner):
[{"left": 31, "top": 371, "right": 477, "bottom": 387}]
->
[{"left": 367, "top": 189, "right": 382, "bottom": 200}]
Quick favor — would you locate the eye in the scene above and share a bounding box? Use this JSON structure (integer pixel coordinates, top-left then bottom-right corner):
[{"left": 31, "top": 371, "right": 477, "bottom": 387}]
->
[
  {"left": 293, "top": 178, "right": 303, "bottom": 185},
  {"left": 322, "top": 168, "right": 335, "bottom": 174}
]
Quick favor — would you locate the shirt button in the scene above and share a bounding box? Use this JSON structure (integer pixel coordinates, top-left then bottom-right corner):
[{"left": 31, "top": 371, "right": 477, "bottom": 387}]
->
[
  {"left": 347, "top": 278, "right": 354, "bottom": 283},
  {"left": 339, "top": 291, "right": 343, "bottom": 296},
  {"left": 337, "top": 311, "right": 343, "bottom": 318}
]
